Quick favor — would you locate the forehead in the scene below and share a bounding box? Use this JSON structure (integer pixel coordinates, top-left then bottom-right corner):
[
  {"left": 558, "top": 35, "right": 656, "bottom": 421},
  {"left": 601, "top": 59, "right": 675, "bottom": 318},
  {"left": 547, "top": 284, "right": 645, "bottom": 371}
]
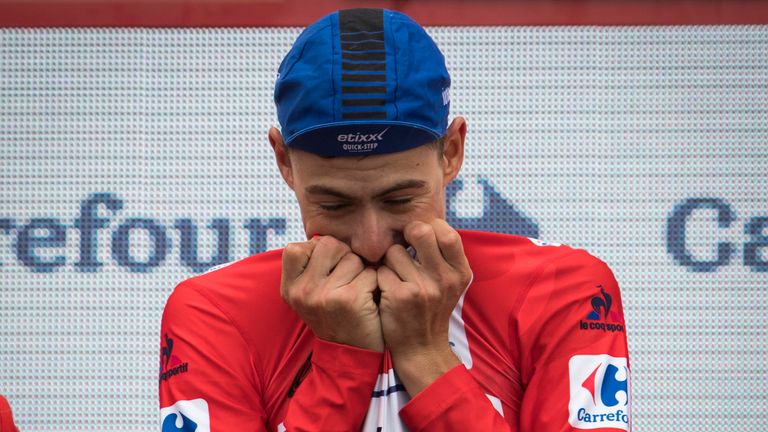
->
[{"left": 289, "top": 144, "right": 440, "bottom": 191}]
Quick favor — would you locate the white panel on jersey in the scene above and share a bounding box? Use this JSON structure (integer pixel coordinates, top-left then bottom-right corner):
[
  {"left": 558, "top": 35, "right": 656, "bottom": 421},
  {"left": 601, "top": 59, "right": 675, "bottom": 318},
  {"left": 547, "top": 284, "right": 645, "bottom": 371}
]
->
[
  {"left": 362, "top": 368, "right": 411, "bottom": 432},
  {"left": 448, "top": 273, "right": 474, "bottom": 369},
  {"left": 160, "top": 399, "right": 210, "bottom": 432},
  {"left": 568, "top": 355, "right": 630, "bottom": 431}
]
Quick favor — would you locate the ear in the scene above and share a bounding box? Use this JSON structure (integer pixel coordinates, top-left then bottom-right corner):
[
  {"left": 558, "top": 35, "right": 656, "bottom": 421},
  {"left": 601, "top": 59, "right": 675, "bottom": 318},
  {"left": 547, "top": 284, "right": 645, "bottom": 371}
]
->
[
  {"left": 441, "top": 116, "right": 467, "bottom": 186},
  {"left": 269, "top": 127, "right": 295, "bottom": 190}
]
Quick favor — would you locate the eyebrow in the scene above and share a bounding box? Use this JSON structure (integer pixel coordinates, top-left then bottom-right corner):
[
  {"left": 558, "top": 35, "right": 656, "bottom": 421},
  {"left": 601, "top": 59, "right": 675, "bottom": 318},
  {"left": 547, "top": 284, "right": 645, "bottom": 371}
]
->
[{"left": 305, "top": 179, "right": 428, "bottom": 200}]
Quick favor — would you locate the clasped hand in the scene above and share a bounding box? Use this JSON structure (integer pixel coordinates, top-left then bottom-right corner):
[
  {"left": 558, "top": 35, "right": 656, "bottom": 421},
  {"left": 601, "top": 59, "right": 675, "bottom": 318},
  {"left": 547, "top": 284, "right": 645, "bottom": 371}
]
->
[{"left": 280, "top": 220, "right": 472, "bottom": 378}]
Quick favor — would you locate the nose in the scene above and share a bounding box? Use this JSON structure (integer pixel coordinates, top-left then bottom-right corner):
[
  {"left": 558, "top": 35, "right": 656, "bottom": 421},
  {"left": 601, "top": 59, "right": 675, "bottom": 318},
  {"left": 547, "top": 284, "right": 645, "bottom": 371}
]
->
[{"left": 349, "top": 207, "right": 394, "bottom": 266}]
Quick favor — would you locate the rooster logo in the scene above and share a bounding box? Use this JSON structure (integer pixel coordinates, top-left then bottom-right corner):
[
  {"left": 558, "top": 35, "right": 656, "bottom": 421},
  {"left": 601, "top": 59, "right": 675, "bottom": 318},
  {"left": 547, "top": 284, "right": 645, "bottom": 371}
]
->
[
  {"left": 587, "top": 285, "right": 612, "bottom": 320},
  {"left": 161, "top": 333, "right": 174, "bottom": 369}
]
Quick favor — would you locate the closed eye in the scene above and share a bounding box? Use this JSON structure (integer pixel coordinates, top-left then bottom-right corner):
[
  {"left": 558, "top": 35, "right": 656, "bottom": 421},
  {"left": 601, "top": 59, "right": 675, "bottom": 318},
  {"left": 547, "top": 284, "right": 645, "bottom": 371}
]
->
[
  {"left": 384, "top": 197, "right": 413, "bottom": 206},
  {"left": 319, "top": 203, "right": 350, "bottom": 211}
]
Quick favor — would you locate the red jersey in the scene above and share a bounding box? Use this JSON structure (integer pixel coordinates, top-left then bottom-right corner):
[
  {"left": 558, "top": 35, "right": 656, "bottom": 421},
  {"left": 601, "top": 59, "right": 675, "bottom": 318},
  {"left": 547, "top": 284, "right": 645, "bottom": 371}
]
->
[{"left": 159, "top": 230, "right": 631, "bottom": 431}]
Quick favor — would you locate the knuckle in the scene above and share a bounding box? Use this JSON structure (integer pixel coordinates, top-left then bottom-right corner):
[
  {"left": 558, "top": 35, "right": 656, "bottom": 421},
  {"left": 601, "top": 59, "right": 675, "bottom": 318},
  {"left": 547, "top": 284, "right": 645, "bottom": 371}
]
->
[
  {"left": 408, "top": 221, "right": 433, "bottom": 241},
  {"left": 318, "top": 235, "right": 348, "bottom": 252},
  {"left": 440, "top": 229, "right": 461, "bottom": 245},
  {"left": 417, "top": 286, "right": 440, "bottom": 305},
  {"left": 344, "top": 251, "right": 364, "bottom": 268},
  {"left": 385, "top": 244, "right": 404, "bottom": 260},
  {"left": 282, "top": 243, "right": 297, "bottom": 257},
  {"left": 461, "top": 268, "right": 472, "bottom": 284},
  {"left": 316, "top": 235, "right": 335, "bottom": 248},
  {"left": 283, "top": 243, "right": 305, "bottom": 261},
  {"left": 282, "top": 285, "right": 300, "bottom": 306},
  {"left": 424, "top": 289, "right": 441, "bottom": 304}
]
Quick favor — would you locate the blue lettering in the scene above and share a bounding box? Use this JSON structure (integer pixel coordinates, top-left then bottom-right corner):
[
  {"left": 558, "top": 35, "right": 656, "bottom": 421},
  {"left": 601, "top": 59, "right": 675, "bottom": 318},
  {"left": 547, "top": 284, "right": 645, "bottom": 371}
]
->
[
  {"left": 16, "top": 218, "right": 67, "bottom": 272},
  {"left": 74, "top": 193, "right": 123, "bottom": 272},
  {"left": 112, "top": 218, "right": 169, "bottom": 273},
  {"left": 744, "top": 216, "right": 768, "bottom": 272},
  {"left": 175, "top": 219, "right": 230, "bottom": 273},
  {"left": 0, "top": 218, "right": 15, "bottom": 267},
  {"left": 667, "top": 198, "right": 735, "bottom": 272},
  {"left": 245, "top": 218, "right": 286, "bottom": 255}
]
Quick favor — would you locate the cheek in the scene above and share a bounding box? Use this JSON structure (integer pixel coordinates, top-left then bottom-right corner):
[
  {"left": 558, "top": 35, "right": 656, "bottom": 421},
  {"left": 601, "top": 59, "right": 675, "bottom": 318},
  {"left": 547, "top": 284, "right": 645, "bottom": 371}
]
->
[
  {"left": 297, "top": 209, "right": 335, "bottom": 237},
  {"left": 410, "top": 187, "right": 446, "bottom": 215},
  {"left": 389, "top": 196, "right": 445, "bottom": 228}
]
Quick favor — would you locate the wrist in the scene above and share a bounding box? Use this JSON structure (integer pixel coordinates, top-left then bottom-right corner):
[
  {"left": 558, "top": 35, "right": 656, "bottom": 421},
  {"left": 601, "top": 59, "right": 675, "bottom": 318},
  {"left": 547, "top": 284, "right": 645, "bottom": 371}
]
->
[{"left": 391, "top": 346, "right": 461, "bottom": 396}]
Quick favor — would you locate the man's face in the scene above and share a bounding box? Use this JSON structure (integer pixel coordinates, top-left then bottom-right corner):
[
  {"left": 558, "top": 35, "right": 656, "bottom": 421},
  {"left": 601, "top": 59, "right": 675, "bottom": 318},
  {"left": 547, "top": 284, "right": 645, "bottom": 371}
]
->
[{"left": 270, "top": 118, "right": 466, "bottom": 266}]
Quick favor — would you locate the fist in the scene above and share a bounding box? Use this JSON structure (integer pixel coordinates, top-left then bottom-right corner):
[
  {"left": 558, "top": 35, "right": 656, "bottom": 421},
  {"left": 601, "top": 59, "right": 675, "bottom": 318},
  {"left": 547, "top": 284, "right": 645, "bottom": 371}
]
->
[
  {"left": 376, "top": 220, "right": 472, "bottom": 360},
  {"left": 281, "top": 235, "right": 383, "bottom": 352}
]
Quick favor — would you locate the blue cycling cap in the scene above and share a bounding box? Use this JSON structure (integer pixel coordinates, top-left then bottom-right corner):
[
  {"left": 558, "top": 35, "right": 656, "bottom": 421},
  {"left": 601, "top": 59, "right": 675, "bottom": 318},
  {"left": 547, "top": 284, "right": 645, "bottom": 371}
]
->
[{"left": 274, "top": 8, "right": 451, "bottom": 157}]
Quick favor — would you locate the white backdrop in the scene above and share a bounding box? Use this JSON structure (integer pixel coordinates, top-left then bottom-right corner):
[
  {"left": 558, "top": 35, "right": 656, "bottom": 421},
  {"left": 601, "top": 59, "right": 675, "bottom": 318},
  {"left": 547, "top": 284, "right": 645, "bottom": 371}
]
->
[{"left": 1, "top": 26, "right": 767, "bottom": 431}]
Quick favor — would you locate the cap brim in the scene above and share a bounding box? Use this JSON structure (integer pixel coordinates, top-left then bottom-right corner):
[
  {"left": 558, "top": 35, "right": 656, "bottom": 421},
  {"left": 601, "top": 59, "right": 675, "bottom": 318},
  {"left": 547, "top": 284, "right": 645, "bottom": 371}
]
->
[{"left": 285, "top": 121, "right": 441, "bottom": 157}]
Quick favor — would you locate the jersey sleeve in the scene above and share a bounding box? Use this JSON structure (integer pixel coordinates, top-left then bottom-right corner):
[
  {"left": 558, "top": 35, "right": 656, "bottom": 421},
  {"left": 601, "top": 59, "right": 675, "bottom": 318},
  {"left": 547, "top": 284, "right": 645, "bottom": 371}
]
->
[
  {"left": 159, "top": 280, "right": 383, "bottom": 432},
  {"left": 159, "top": 280, "right": 268, "bottom": 431},
  {"left": 514, "top": 251, "right": 631, "bottom": 432},
  {"left": 282, "top": 338, "right": 383, "bottom": 431},
  {"left": 399, "top": 364, "right": 511, "bottom": 431}
]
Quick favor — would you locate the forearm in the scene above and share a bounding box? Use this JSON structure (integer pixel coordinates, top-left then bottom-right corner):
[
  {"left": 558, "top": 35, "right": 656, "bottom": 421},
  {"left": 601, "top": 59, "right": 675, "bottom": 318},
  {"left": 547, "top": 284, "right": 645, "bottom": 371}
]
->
[{"left": 282, "top": 338, "right": 382, "bottom": 431}]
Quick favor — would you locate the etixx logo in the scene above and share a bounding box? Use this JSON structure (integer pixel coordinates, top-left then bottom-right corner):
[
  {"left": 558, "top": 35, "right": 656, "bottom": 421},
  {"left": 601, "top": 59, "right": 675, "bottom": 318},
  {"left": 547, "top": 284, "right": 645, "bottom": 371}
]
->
[
  {"left": 338, "top": 127, "right": 389, "bottom": 152},
  {"left": 568, "top": 354, "right": 630, "bottom": 430}
]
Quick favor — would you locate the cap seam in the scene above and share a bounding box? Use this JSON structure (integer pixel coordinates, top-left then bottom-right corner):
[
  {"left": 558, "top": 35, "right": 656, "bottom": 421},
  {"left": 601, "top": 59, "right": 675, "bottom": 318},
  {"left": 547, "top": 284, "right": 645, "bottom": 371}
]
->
[
  {"left": 330, "top": 12, "right": 338, "bottom": 123},
  {"left": 387, "top": 10, "right": 400, "bottom": 121}
]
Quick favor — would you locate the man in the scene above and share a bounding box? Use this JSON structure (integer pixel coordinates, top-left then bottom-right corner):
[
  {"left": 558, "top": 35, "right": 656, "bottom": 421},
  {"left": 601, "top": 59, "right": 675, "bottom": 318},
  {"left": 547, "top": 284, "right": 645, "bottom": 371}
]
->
[{"left": 159, "top": 8, "right": 631, "bottom": 431}]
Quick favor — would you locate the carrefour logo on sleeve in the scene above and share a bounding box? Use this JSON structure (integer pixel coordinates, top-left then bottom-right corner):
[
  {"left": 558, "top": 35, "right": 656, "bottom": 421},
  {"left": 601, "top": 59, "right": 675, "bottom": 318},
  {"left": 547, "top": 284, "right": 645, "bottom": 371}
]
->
[
  {"left": 161, "top": 399, "right": 210, "bottom": 432},
  {"left": 568, "top": 355, "right": 630, "bottom": 430}
]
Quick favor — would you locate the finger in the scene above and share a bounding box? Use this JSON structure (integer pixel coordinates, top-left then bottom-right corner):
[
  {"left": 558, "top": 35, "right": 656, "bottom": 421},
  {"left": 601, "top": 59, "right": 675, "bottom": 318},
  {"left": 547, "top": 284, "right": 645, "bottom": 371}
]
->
[
  {"left": 431, "top": 219, "right": 469, "bottom": 269},
  {"left": 351, "top": 267, "right": 379, "bottom": 294},
  {"left": 305, "top": 235, "right": 351, "bottom": 278},
  {"left": 327, "top": 252, "right": 364, "bottom": 286},
  {"left": 282, "top": 240, "right": 317, "bottom": 282},
  {"left": 403, "top": 220, "right": 444, "bottom": 272},
  {"left": 383, "top": 244, "right": 420, "bottom": 282},
  {"left": 376, "top": 265, "right": 401, "bottom": 293}
]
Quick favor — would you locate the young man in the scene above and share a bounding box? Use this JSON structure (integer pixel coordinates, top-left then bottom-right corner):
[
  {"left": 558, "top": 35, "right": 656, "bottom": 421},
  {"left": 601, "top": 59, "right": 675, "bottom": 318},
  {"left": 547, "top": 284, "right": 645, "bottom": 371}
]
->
[{"left": 159, "top": 8, "right": 631, "bottom": 431}]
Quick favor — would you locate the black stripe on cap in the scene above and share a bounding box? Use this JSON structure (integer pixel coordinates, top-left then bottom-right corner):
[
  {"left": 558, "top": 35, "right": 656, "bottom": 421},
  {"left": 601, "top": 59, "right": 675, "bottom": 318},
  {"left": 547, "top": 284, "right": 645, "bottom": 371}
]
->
[
  {"left": 339, "top": 9, "right": 388, "bottom": 121},
  {"left": 339, "top": 8, "right": 384, "bottom": 35},
  {"left": 342, "top": 98, "right": 386, "bottom": 107},
  {"left": 342, "top": 85, "right": 386, "bottom": 94},
  {"left": 340, "top": 31, "right": 384, "bottom": 43},
  {"left": 342, "top": 73, "right": 386, "bottom": 82},
  {"left": 342, "top": 62, "right": 386, "bottom": 72},
  {"left": 342, "top": 51, "right": 386, "bottom": 62},
  {"left": 342, "top": 111, "right": 388, "bottom": 120},
  {"left": 341, "top": 41, "right": 385, "bottom": 51}
]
